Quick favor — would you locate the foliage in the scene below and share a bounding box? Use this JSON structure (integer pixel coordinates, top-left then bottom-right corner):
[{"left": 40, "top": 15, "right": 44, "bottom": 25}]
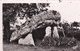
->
[
  {"left": 40, "top": 36, "right": 77, "bottom": 47},
  {"left": 3, "top": 3, "right": 50, "bottom": 22},
  {"left": 71, "top": 21, "right": 79, "bottom": 28}
]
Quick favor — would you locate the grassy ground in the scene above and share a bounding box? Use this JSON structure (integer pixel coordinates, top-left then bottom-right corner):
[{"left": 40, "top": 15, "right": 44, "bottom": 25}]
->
[
  {"left": 3, "top": 40, "right": 80, "bottom": 51},
  {"left": 3, "top": 28, "right": 80, "bottom": 51}
]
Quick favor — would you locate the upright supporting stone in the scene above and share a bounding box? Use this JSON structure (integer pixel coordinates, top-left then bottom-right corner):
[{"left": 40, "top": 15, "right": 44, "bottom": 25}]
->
[
  {"left": 53, "top": 26, "right": 59, "bottom": 38},
  {"left": 42, "top": 26, "right": 51, "bottom": 42},
  {"left": 45, "top": 26, "right": 51, "bottom": 37},
  {"left": 18, "top": 33, "right": 35, "bottom": 46}
]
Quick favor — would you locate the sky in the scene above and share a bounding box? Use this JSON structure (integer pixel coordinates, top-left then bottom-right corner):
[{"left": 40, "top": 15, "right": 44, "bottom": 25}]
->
[
  {"left": 1, "top": 1, "right": 80, "bottom": 23},
  {"left": 47, "top": 1, "right": 80, "bottom": 23}
]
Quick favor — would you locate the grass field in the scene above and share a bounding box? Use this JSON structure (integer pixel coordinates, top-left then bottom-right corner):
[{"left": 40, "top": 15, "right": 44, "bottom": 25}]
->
[
  {"left": 3, "top": 28, "right": 80, "bottom": 51},
  {"left": 3, "top": 40, "right": 80, "bottom": 51}
]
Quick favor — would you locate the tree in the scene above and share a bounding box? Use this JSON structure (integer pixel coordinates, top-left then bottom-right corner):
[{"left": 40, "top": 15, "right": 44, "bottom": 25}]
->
[
  {"left": 3, "top": 3, "right": 50, "bottom": 42},
  {"left": 3, "top": 4, "right": 16, "bottom": 42},
  {"left": 71, "top": 21, "right": 79, "bottom": 28}
]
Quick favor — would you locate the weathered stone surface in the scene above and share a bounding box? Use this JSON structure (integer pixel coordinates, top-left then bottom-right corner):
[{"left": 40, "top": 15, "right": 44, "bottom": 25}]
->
[
  {"left": 18, "top": 33, "right": 35, "bottom": 46},
  {"left": 10, "top": 10, "right": 61, "bottom": 42}
]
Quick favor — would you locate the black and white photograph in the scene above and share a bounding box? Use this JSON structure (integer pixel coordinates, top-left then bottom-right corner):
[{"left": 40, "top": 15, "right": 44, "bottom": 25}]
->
[{"left": 2, "top": 0, "right": 80, "bottom": 51}]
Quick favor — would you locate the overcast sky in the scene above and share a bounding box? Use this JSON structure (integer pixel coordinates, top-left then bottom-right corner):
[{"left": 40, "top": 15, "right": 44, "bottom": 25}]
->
[
  {"left": 1, "top": 1, "right": 80, "bottom": 23},
  {"left": 48, "top": 1, "right": 80, "bottom": 23}
]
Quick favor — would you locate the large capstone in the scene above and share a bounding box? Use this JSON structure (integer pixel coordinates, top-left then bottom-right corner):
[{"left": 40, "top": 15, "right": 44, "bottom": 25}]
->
[{"left": 10, "top": 10, "right": 61, "bottom": 42}]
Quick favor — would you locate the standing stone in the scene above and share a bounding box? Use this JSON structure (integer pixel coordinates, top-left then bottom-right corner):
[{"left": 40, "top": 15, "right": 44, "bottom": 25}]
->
[
  {"left": 53, "top": 26, "right": 59, "bottom": 38},
  {"left": 45, "top": 26, "right": 51, "bottom": 37},
  {"left": 18, "top": 33, "right": 35, "bottom": 46}
]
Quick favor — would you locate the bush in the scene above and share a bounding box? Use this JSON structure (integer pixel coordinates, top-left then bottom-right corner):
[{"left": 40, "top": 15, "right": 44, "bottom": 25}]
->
[{"left": 40, "top": 36, "right": 77, "bottom": 47}]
